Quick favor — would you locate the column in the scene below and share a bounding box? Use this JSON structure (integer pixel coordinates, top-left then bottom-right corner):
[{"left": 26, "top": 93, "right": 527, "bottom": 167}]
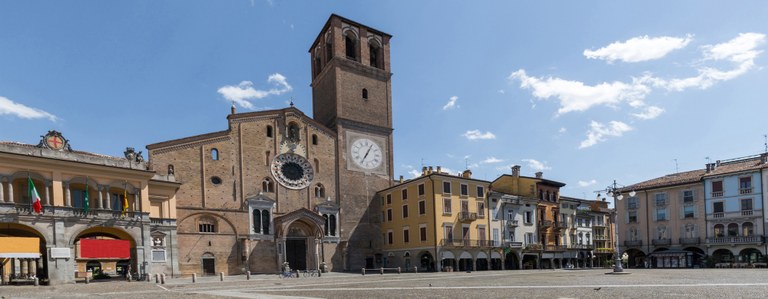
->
[
  {"left": 7, "top": 180, "right": 14, "bottom": 203},
  {"left": 0, "top": 177, "right": 5, "bottom": 202},
  {"left": 20, "top": 258, "right": 27, "bottom": 278},
  {"left": 27, "top": 259, "right": 35, "bottom": 278},
  {"left": 65, "top": 182, "right": 71, "bottom": 207},
  {"left": 97, "top": 185, "right": 103, "bottom": 209},
  {"left": 44, "top": 181, "right": 51, "bottom": 206},
  {"left": 104, "top": 186, "right": 111, "bottom": 211}
]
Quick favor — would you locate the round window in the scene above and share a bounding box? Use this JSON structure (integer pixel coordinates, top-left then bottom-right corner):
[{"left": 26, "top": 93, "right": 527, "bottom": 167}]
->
[
  {"left": 270, "top": 153, "right": 314, "bottom": 190},
  {"left": 211, "top": 176, "right": 222, "bottom": 185}
]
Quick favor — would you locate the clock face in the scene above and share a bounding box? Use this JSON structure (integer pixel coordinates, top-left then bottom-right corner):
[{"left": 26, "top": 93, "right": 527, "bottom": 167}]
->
[
  {"left": 271, "top": 153, "right": 314, "bottom": 190},
  {"left": 350, "top": 138, "right": 383, "bottom": 170}
]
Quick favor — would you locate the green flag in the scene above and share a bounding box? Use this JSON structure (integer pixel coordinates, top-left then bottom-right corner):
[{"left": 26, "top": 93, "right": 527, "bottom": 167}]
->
[{"left": 83, "top": 177, "right": 90, "bottom": 213}]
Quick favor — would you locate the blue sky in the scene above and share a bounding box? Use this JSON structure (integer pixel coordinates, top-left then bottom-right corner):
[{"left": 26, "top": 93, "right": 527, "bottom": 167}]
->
[{"left": 2, "top": 1, "right": 767, "bottom": 199}]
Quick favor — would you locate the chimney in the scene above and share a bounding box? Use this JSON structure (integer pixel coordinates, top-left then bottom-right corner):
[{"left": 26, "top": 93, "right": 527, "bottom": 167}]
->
[
  {"left": 761, "top": 153, "right": 768, "bottom": 164},
  {"left": 511, "top": 165, "right": 521, "bottom": 177},
  {"left": 399, "top": 175, "right": 404, "bottom": 183},
  {"left": 231, "top": 103, "right": 236, "bottom": 115},
  {"left": 462, "top": 169, "right": 472, "bottom": 178},
  {"left": 715, "top": 160, "right": 721, "bottom": 167},
  {"left": 706, "top": 163, "right": 712, "bottom": 173},
  {"left": 436, "top": 166, "right": 442, "bottom": 173},
  {"left": 422, "top": 166, "right": 428, "bottom": 176},
  {"left": 428, "top": 166, "right": 433, "bottom": 174},
  {"left": 535, "top": 171, "right": 543, "bottom": 179}
]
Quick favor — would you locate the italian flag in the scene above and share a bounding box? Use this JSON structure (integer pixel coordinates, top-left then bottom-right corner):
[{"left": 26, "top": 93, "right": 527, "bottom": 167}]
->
[{"left": 28, "top": 178, "right": 42, "bottom": 214}]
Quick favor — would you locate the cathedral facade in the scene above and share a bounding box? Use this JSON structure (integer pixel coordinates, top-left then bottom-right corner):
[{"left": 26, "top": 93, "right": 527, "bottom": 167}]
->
[{"left": 146, "top": 14, "right": 394, "bottom": 275}]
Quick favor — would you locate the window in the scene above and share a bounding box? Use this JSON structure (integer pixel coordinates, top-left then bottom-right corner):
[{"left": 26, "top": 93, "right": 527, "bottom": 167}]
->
[
  {"left": 262, "top": 178, "right": 274, "bottom": 193},
  {"left": 210, "top": 176, "right": 222, "bottom": 185},
  {"left": 418, "top": 184, "right": 425, "bottom": 196},
  {"left": 683, "top": 190, "right": 694, "bottom": 203},
  {"left": 315, "top": 184, "right": 326, "bottom": 198},
  {"left": 314, "top": 158, "right": 320, "bottom": 174},
  {"left": 252, "top": 209, "right": 271, "bottom": 234},
  {"left": 266, "top": 125, "right": 273, "bottom": 137},
  {"left": 387, "top": 209, "right": 392, "bottom": 221},
  {"left": 713, "top": 201, "right": 724, "bottom": 213},
  {"left": 265, "top": 151, "right": 271, "bottom": 166},
  {"left": 167, "top": 164, "right": 174, "bottom": 175},
  {"left": 492, "top": 228, "right": 499, "bottom": 244},
  {"left": 344, "top": 32, "right": 357, "bottom": 60},
  {"left": 727, "top": 223, "right": 738, "bottom": 236},
  {"left": 740, "top": 177, "right": 752, "bottom": 190},
  {"left": 362, "top": 88, "right": 368, "bottom": 99},
  {"left": 443, "top": 198, "right": 452, "bottom": 214},
  {"left": 477, "top": 202, "right": 485, "bottom": 218},
  {"left": 656, "top": 208, "right": 667, "bottom": 221},
  {"left": 684, "top": 205, "right": 695, "bottom": 218},
  {"left": 711, "top": 181, "right": 723, "bottom": 196},
  {"left": 741, "top": 198, "right": 753, "bottom": 211},
  {"left": 524, "top": 211, "right": 532, "bottom": 224},
  {"left": 460, "top": 184, "right": 468, "bottom": 196},
  {"left": 403, "top": 228, "right": 410, "bottom": 243},
  {"left": 443, "top": 181, "right": 451, "bottom": 194},
  {"left": 369, "top": 41, "right": 381, "bottom": 68},
  {"left": 714, "top": 224, "right": 724, "bottom": 237},
  {"left": 628, "top": 211, "right": 638, "bottom": 223},
  {"left": 211, "top": 148, "right": 219, "bottom": 160},
  {"left": 461, "top": 200, "right": 469, "bottom": 213},
  {"left": 743, "top": 222, "right": 754, "bottom": 236},
  {"left": 402, "top": 189, "right": 408, "bottom": 200},
  {"left": 199, "top": 220, "right": 216, "bottom": 233},
  {"left": 525, "top": 233, "right": 534, "bottom": 245},
  {"left": 287, "top": 123, "right": 300, "bottom": 142},
  {"left": 418, "top": 200, "right": 426, "bottom": 215},
  {"left": 386, "top": 194, "right": 392, "bottom": 205},
  {"left": 655, "top": 193, "right": 667, "bottom": 206},
  {"left": 420, "top": 226, "right": 427, "bottom": 241},
  {"left": 627, "top": 197, "right": 638, "bottom": 209},
  {"left": 325, "top": 38, "right": 333, "bottom": 62},
  {"left": 323, "top": 214, "right": 337, "bottom": 236},
  {"left": 444, "top": 226, "right": 453, "bottom": 241},
  {"left": 387, "top": 231, "right": 393, "bottom": 244},
  {"left": 312, "top": 134, "right": 318, "bottom": 145},
  {"left": 402, "top": 205, "right": 409, "bottom": 218}
]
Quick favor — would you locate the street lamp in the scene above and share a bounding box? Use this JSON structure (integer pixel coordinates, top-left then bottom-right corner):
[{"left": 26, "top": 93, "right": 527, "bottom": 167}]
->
[{"left": 596, "top": 180, "right": 636, "bottom": 273}]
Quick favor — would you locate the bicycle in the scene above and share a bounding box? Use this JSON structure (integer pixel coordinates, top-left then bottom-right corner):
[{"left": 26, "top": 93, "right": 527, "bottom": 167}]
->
[
  {"left": 302, "top": 269, "right": 321, "bottom": 277},
  {"left": 278, "top": 270, "right": 295, "bottom": 278}
]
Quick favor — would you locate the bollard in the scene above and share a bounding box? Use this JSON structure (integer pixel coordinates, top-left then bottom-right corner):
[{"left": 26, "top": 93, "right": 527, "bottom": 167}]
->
[
  {"left": 85, "top": 276, "right": 90, "bottom": 284},
  {"left": 380, "top": 267, "right": 384, "bottom": 275},
  {"left": 362, "top": 267, "right": 365, "bottom": 276},
  {"left": 161, "top": 274, "right": 166, "bottom": 284},
  {"left": 246, "top": 271, "right": 251, "bottom": 280},
  {"left": 155, "top": 273, "right": 160, "bottom": 283},
  {"left": 220, "top": 272, "right": 224, "bottom": 281},
  {"left": 295, "top": 270, "right": 299, "bottom": 279},
  {"left": 34, "top": 277, "right": 39, "bottom": 286},
  {"left": 397, "top": 267, "right": 401, "bottom": 274},
  {"left": 192, "top": 273, "right": 197, "bottom": 283},
  {"left": 414, "top": 266, "right": 418, "bottom": 273}
]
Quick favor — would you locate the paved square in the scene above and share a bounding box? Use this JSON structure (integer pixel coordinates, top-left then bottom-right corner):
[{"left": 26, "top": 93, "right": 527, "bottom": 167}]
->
[{"left": 3, "top": 269, "right": 768, "bottom": 298}]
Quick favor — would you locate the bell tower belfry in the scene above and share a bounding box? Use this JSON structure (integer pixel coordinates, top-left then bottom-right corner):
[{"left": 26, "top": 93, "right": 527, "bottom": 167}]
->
[{"left": 309, "top": 15, "right": 394, "bottom": 271}]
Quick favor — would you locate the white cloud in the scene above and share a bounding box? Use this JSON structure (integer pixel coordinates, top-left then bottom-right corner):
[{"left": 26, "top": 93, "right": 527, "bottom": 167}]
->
[
  {"left": 579, "top": 120, "right": 633, "bottom": 149},
  {"left": 467, "top": 163, "right": 480, "bottom": 169},
  {"left": 584, "top": 35, "right": 693, "bottom": 63},
  {"left": 481, "top": 157, "right": 504, "bottom": 164},
  {"left": 558, "top": 127, "right": 567, "bottom": 134},
  {"left": 462, "top": 130, "right": 496, "bottom": 140},
  {"left": 522, "top": 159, "right": 551, "bottom": 171},
  {"left": 408, "top": 169, "right": 421, "bottom": 178},
  {"left": 641, "top": 33, "right": 765, "bottom": 91},
  {"left": 217, "top": 73, "right": 293, "bottom": 109},
  {"left": 442, "top": 96, "right": 459, "bottom": 110},
  {"left": 631, "top": 106, "right": 664, "bottom": 120},
  {"left": 0, "top": 96, "right": 57, "bottom": 121},
  {"left": 498, "top": 89, "right": 505, "bottom": 94},
  {"left": 578, "top": 179, "right": 597, "bottom": 187},
  {"left": 509, "top": 69, "right": 651, "bottom": 115}
]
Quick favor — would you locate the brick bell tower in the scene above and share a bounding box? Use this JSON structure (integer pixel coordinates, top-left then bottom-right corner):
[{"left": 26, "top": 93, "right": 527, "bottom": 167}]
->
[{"left": 309, "top": 14, "right": 394, "bottom": 270}]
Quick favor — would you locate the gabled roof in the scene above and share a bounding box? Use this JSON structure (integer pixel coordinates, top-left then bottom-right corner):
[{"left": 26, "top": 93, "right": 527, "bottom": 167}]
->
[{"left": 622, "top": 169, "right": 706, "bottom": 191}]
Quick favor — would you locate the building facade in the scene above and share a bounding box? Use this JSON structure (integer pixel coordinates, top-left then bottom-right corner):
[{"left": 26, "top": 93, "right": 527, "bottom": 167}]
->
[
  {"left": 377, "top": 167, "right": 492, "bottom": 272},
  {"left": 145, "top": 14, "right": 394, "bottom": 276},
  {"left": 0, "top": 131, "right": 179, "bottom": 285}
]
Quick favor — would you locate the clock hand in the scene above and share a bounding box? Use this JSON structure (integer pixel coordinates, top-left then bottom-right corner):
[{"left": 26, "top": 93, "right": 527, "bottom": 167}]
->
[{"left": 362, "top": 144, "right": 373, "bottom": 162}]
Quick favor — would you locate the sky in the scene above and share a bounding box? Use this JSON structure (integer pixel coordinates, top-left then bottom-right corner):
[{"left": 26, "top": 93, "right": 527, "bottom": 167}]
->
[{"left": 2, "top": 1, "right": 768, "bottom": 200}]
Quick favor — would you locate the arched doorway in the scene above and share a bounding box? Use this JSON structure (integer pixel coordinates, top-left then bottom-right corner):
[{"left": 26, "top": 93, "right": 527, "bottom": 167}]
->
[
  {"left": 625, "top": 248, "right": 647, "bottom": 268},
  {"left": 505, "top": 251, "right": 520, "bottom": 270},
  {"left": 712, "top": 249, "right": 734, "bottom": 263},
  {"left": 285, "top": 223, "right": 311, "bottom": 271},
  {"left": 739, "top": 248, "right": 762, "bottom": 264},
  {"left": 683, "top": 247, "right": 705, "bottom": 267},
  {"left": 475, "top": 252, "right": 488, "bottom": 271},
  {"left": 522, "top": 254, "right": 538, "bottom": 269},
  {"left": 201, "top": 253, "right": 215, "bottom": 276},
  {"left": 0, "top": 223, "right": 48, "bottom": 284},
  {"left": 458, "top": 251, "right": 472, "bottom": 271},
  {"left": 419, "top": 251, "right": 434, "bottom": 272},
  {"left": 73, "top": 227, "right": 136, "bottom": 278},
  {"left": 273, "top": 208, "right": 324, "bottom": 272},
  {"left": 490, "top": 251, "right": 502, "bottom": 270},
  {"left": 440, "top": 251, "right": 455, "bottom": 271}
]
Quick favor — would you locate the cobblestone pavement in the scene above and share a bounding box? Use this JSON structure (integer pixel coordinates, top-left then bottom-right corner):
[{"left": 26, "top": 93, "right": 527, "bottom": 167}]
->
[{"left": 4, "top": 269, "right": 768, "bottom": 298}]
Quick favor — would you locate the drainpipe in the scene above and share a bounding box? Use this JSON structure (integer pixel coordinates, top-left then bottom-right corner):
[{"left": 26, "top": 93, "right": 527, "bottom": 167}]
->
[
  {"left": 644, "top": 190, "right": 650, "bottom": 263},
  {"left": 429, "top": 175, "right": 439, "bottom": 272}
]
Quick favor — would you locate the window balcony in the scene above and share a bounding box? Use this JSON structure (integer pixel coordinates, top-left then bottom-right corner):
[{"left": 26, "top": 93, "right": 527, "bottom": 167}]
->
[
  {"left": 554, "top": 221, "right": 569, "bottom": 229},
  {"left": 742, "top": 210, "right": 754, "bottom": 216},
  {"left": 679, "top": 237, "right": 700, "bottom": 245},
  {"left": 624, "top": 240, "right": 643, "bottom": 247},
  {"left": 543, "top": 244, "right": 567, "bottom": 252},
  {"left": 594, "top": 235, "right": 610, "bottom": 241},
  {"left": 740, "top": 188, "right": 753, "bottom": 195},
  {"left": 594, "top": 248, "right": 613, "bottom": 254},
  {"left": 505, "top": 241, "right": 524, "bottom": 248},
  {"left": 711, "top": 191, "right": 723, "bottom": 197},
  {"left": 713, "top": 212, "right": 724, "bottom": 218},
  {"left": 458, "top": 211, "right": 477, "bottom": 222},
  {"left": 507, "top": 220, "right": 519, "bottom": 228},
  {"left": 652, "top": 238, "right": 671, "bottom": 246},
  {"left": 523, "top": 243, "right": 542, "bottom": 252},
  {"left": 539, "top": 220, "right": 553, "bottom": 228},
  {"left": 568, "top": 244, "right": 593, "bottom": 250},
  {"left": 440, "top": 238, "right": 494, "bottom": 247},
  {"left": 707, "top": 235, "right": 764, "bottom": 245}
]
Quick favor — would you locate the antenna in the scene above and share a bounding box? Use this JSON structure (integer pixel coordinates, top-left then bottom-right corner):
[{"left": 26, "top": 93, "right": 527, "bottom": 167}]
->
[
  {"left": 674, "top": 159, "right": 679, "bottom": 173},
  {"left": 420, "top": 158, "right": 424, "bottom": 168},
  {"left": 705, "top": 156, "right": 711, "bottom": 164},
  {"left": 764, "top": 134, "right": 767, "bottom": 153},
  {"left": 465, "top": 157, "right": 469, "bottom": 169}
]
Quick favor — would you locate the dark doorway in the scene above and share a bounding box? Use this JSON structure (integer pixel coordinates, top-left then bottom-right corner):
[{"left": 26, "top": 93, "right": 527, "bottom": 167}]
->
[
  {"left": 202, "top": 258, "right": 215, "bottom": 276},
  {"left": 286, "top": 239, "right": 307, "bottom": 271},
  {"left": 365, "top": 257, "right": 374, "bottom": 269}
]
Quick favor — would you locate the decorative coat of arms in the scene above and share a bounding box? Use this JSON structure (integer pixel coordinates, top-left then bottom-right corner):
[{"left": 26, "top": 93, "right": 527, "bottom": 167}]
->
[{"left": 36, "top": 130, "right": 72, "bottom": 151}]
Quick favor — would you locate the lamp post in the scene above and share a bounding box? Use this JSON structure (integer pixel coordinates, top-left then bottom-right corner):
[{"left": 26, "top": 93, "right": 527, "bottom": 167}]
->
[{"left": 596, "top": 180, "right": 636, "bottom": 273}]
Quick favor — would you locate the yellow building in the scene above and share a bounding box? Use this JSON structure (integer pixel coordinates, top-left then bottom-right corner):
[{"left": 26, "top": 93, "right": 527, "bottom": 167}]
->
[
  {"left": 0, "top": 130, "right": 179, "bottom": 285},
  {"left": 377, "top": 167, "right": 492, "bottom": 272}
]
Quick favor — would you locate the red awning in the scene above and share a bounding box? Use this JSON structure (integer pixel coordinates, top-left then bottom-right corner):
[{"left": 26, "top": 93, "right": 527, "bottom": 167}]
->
[{"left": 79, "top": 239, "right": 130, "bottom": 259}]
